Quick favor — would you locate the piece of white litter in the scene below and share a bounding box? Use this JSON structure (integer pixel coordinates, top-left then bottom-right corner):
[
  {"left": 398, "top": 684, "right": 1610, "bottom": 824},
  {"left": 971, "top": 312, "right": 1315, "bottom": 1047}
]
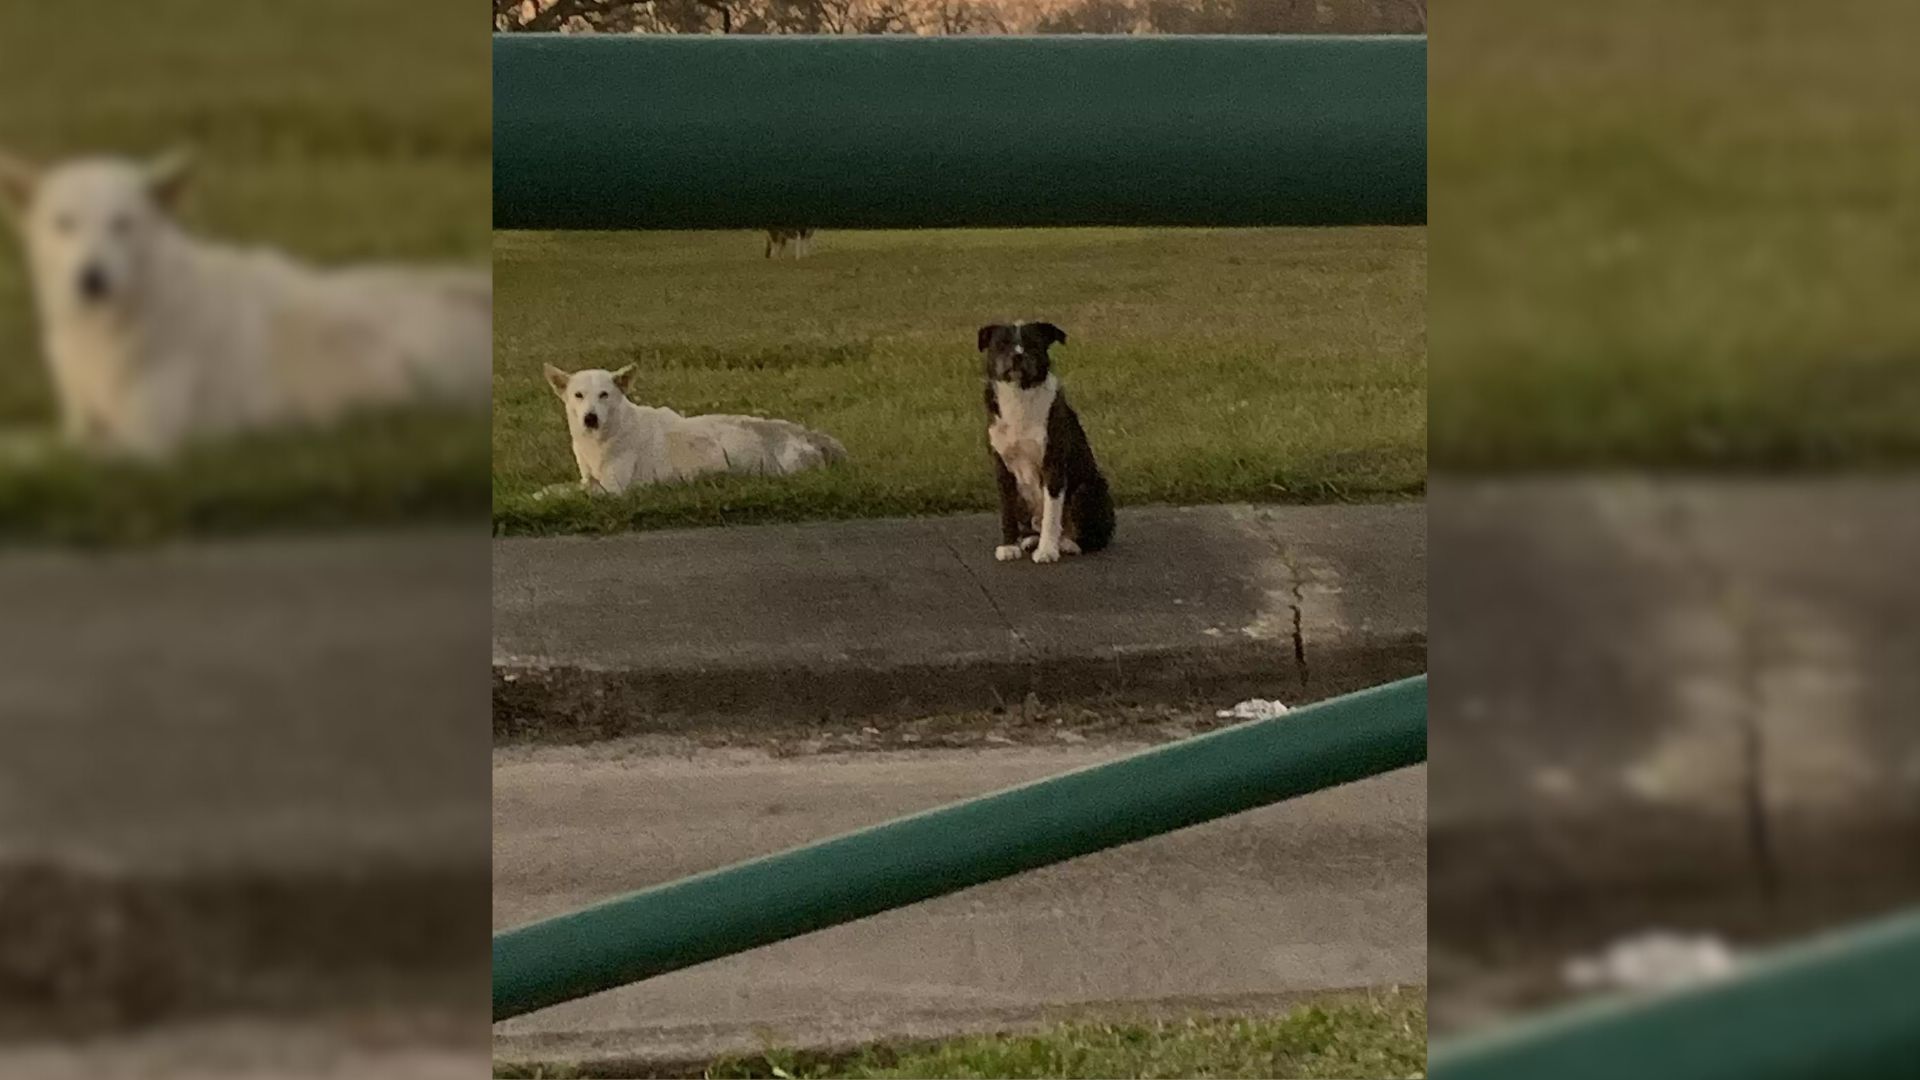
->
[
  {"left": 1218, "top": 698, "right": 1291, "bottom": 721},
  {"left": 1562, "top": 930, "right": 1738, "bottom": 994}
]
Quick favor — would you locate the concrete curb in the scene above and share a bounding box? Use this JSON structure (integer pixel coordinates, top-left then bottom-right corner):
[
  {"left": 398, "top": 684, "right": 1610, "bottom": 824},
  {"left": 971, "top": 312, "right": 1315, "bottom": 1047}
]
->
[
  {"left": 0, "top": 857, "right": 490, "bottom": 1040},
  {"left": 491, "top": 503, "right": 1427, "bottom": 738}
]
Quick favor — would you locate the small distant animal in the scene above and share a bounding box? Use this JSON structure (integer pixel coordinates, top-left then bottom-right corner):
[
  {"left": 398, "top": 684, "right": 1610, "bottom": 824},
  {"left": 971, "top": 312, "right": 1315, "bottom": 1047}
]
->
[
  {"left": 764, "top": 227, "right": 815, "bottom": 259},
  {"left": 0, "top": 149, "right": 491, "bottom": 460},
  {"left": 543, "top": 364, "right": 847, "bottom": 495},
  {"left": 977, "top": 321, "right": 1115, "bottom": 564}
]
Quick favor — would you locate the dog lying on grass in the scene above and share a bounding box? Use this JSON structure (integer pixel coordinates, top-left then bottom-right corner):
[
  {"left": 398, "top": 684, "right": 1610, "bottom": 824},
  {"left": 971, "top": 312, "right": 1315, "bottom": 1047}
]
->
[
  {"left": 0, "top": 149, "right": 490, "bottom": 461},
  {"left": 541, "top": 364, "right": 847, "bottom": 496}
]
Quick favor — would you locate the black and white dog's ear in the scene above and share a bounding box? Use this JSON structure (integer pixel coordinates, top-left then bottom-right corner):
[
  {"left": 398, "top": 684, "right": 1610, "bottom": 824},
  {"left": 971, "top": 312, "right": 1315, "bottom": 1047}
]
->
[
  {"left": 977, "top": 324, "right": 1002, "bottom": 352},
  {"left": 1034, "top": 322, "right": 1067, "bottom": 346}
]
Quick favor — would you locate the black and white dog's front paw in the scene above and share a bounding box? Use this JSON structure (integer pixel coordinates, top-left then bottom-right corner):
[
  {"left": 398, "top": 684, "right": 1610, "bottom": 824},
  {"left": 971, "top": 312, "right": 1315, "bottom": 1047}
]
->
[
  {"left": 996, "top": 536, "right": 1042, "bottom": 562},
  {"left": 1031, "top": 544, "right": 1062, "bottom": 564}
]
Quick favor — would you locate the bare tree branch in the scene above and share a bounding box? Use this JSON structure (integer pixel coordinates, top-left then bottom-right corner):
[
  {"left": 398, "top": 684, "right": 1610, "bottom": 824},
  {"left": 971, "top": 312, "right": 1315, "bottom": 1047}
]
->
[
  {"left": 497, "top": 0, "right": 659, "bottom": 32},
  {"left": 694, "top": 0, "right": 734, "bottom": 32},
  {"left": 502, "top": 0, "right": 1425, "bottom": 38}
]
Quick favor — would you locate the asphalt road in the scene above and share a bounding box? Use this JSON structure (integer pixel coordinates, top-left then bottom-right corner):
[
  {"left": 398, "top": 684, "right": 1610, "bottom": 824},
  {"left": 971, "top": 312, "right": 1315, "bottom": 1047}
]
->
[{"left": 492, "top": 741, "right": 1426, "bottom": 1065}]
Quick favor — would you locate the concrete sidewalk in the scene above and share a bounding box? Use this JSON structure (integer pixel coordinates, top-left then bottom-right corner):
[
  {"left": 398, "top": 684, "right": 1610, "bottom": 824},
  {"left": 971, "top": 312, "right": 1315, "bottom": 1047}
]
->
[
  {"left": 1429, "top": 477, "right": 1920, "bottom": 1034},
  {"left": 493, "top": 502, "right": 1426, "bottom": 735},
  {"left": 1431, "top": 477, "right": 1920, "bottom": 906},
  {"left": 0, "top": 530, "right": 490, "bottom": 1043}
]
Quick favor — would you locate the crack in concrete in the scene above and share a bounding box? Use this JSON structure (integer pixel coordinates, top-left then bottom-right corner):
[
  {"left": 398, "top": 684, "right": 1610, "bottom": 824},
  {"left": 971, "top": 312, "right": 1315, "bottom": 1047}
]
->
[
  {"left": 936, "top": 533, "right": 1034, "bottom": 660},
  {"left": 1247, "top": 513, "right": 1310, "bottom": 693},
  {"left": 1723, "top": 577, "right": 1781, "bottom": 903},
  {"left": 1290, "top": 571, "right": 1309, "bottom": 692},
  {"left": 1661, "top": 496, "right": 1781, "bottom": 902}
]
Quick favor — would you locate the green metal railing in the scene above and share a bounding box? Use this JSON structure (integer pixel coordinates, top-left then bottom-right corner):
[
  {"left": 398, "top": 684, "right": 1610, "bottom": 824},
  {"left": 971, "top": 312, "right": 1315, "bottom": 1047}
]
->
[
  {"left": 1431, "top": 906, "right": 1920, "bottom": 1080},
  {"left": 494, "top": 675, "right": 1427, "bottom": 1020},
  {"left": 493, "top": 34, "right": 1426, "bottom": 230}
]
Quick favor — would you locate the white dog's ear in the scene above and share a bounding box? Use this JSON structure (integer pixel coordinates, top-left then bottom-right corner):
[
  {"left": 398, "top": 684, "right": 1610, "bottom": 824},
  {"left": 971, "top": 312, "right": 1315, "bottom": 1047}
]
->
[
  {"left": 611, "top": 364, "right": 639, "bottom": 393},
  {"left": 0, "top": 150, "right": 37, "bottom": 218},
  {"left": 147, "top": 148, "right": 194, "bottom": 209},
  {"left": 543, "top": 364, "right": 572, "bottom": 396}
]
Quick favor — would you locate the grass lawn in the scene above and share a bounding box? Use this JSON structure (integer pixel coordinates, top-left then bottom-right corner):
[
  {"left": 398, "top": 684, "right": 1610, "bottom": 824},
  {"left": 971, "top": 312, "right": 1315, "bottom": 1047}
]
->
[
  {"left": 0, "top": 409, "right": 484, "bottom": 546},
  {"left": 495, "top": 989, "right": 1426, "bottom": 1079},
  {"left": 0, "top": 0, "right": 489, "bottom": 544},
  {"left": 493, "top": 227, "right": 1426, "bottom": 535},
  {"left": 1431, "top": 0, "right": 1920, "bottom": 469}
]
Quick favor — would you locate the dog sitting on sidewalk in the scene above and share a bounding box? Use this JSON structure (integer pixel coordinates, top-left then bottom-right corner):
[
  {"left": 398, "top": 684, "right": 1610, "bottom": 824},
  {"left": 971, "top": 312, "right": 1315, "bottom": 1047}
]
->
[
  {"left": 978, "top": 321, "right": 1115, "bottom": 564},
  {"left": 541, "top": 364, "right": 847, "bottom": 496}
]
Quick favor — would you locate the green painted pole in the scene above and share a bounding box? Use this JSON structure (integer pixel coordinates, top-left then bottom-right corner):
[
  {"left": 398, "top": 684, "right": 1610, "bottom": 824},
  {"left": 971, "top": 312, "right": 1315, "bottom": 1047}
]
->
[
  {"left": 1431, "top": 907, "right": 1920, "bottom": 1080},
  {"left": 492, "top": 34, "right": 1426, "bottom": 230},
  {"left": 493, "top": 675, "right": 1426, "bottom": 1020}
]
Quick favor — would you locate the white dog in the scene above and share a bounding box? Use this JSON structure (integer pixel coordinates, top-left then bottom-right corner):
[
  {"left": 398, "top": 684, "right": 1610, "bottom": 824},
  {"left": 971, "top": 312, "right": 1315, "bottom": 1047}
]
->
[
  {"left": 543, "top": 364, "right": 846, "bottom": 495},
  {"left": 0, "top": 150, "right": 490, "bottom": 459}
]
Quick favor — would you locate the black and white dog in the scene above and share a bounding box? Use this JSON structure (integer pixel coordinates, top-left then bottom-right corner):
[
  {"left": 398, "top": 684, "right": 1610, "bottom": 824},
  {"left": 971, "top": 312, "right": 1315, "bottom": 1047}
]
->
[{"left": 978, "top": 322, "right": 1115, "bottom": 564}]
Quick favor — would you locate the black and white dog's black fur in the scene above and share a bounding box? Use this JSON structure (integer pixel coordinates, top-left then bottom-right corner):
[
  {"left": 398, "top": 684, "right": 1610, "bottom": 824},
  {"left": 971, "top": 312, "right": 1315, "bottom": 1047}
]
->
[{"left": 979, "top": 322, "right": 1115, "bottom": 564}]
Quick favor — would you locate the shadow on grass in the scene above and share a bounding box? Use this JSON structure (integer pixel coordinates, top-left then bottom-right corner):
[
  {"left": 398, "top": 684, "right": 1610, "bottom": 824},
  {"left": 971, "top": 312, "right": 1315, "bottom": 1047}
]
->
[
  {"left": 492, "top": 444, "right": 1427, "bottom": 539},
  {"left": 0, "top": 408, "right": 489, "bottom": 547}
]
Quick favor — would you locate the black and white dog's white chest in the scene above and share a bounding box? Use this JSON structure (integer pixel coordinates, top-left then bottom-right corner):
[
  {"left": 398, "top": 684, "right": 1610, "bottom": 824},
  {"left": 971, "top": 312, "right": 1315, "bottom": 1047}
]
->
[{"left": 987, "top": 376, "right": 1056, "bottom": 513}]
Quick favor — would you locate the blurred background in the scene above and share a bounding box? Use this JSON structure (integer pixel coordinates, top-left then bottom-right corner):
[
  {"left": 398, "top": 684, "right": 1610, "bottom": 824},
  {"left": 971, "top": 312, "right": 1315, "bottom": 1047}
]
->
[
  {"left": 17, "top": 0, "right": 1915, "bottom": 1072},
  {"left": 0, "top": 2, "right": 492, "bottom": 1077},
  {"left": 1, "top": 1, "right": 491, "bottom": 542},
  {"left": 1429, "top": 0, "right": 1919, "bottom": 1045}
]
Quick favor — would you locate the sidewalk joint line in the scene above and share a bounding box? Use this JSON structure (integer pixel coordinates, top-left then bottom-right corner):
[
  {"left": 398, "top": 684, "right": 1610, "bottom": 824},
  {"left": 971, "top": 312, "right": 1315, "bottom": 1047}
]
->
[{"left": 936, "top": 532, "right": 1034, "bottom": 660}]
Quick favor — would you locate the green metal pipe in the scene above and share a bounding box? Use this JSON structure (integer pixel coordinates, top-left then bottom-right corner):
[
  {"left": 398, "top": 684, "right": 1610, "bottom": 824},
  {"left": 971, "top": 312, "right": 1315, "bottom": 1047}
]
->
[
  {"left": 493, "top": 675, "right": 1426, "bottom": 1020},
  {"left": 492, "top": 34, "right": 1426, "bottom": 230},
  {"left": 1431, "top": 907, "right": 1920, "bottom": 1080}
]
